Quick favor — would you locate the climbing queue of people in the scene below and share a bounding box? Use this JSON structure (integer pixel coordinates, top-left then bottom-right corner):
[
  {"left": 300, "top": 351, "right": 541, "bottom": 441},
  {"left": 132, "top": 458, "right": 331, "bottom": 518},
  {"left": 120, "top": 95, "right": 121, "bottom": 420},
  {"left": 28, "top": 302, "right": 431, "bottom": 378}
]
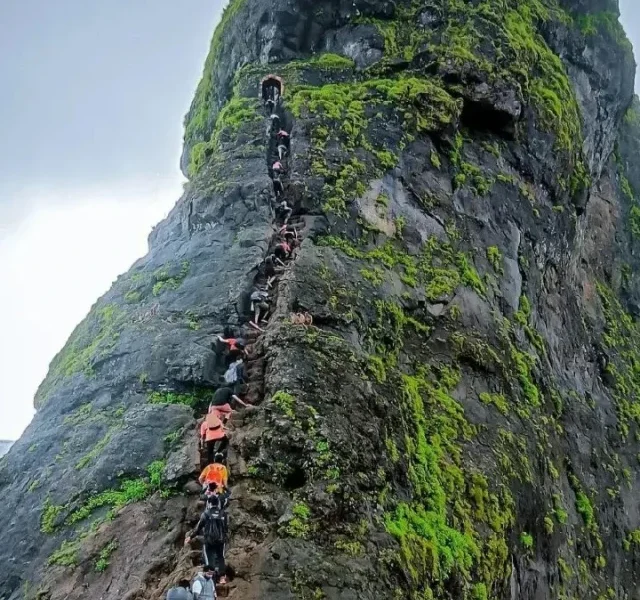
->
[{"left": 165, "top": 75, "right": 299, "bottom": 600}]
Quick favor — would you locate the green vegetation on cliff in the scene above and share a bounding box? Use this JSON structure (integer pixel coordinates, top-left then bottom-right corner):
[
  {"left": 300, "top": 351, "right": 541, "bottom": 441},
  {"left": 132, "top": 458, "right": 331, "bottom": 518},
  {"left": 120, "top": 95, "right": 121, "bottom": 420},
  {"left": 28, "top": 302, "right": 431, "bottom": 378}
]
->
[
  {"left": 356, "top": 0, "right": 590, "bottom": 193},
  {"left": 597, "top": 283, "right": 640, "bottom": 437},
  {"left": 35, "top": 305, "right": 126, "bottom": 408},
  {"left": 291, "top": 75, "right": 462, "bottom": 214},
  {"left": 184, "top": 0, "right": 248, "bottom": 144}
]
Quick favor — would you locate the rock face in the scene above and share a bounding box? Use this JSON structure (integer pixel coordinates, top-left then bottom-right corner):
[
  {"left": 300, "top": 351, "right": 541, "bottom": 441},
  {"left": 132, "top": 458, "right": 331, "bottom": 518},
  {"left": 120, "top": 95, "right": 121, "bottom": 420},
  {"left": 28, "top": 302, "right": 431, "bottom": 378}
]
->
[{"left": 2, "top": 1, "right": 640, "bottom": 599}]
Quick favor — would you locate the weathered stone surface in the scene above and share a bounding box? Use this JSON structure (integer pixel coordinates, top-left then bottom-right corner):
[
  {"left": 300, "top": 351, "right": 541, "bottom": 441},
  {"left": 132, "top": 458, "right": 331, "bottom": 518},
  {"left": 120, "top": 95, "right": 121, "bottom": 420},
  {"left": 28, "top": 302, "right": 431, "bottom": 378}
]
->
[{"left": 2, "top": 1, "right": 640, "bottom": 599}]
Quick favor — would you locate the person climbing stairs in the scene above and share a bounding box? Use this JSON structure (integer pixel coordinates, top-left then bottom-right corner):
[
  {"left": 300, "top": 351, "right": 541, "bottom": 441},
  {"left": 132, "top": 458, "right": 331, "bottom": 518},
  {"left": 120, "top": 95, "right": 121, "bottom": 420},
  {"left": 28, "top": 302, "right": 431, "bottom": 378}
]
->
[{"left": 165, "top": 73, "right": 316, "bottom": 599}]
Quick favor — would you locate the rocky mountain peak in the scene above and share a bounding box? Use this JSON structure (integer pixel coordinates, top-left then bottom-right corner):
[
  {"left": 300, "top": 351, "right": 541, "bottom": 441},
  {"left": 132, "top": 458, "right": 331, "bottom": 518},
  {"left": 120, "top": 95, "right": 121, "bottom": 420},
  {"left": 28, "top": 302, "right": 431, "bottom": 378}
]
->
[{"left": 1, "top": 1, "right": 640, "bottom": 599}]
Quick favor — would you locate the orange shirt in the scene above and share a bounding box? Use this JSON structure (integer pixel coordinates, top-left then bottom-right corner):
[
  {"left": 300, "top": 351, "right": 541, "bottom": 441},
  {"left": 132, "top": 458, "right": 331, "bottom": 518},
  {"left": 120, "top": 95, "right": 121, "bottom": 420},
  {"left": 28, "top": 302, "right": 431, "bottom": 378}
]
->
[
  {"left": 199, "top": 463, "right": 229, "bottom": 487},
  {"left": 209, "top": 403, "right": 232, "bottom": 422}
]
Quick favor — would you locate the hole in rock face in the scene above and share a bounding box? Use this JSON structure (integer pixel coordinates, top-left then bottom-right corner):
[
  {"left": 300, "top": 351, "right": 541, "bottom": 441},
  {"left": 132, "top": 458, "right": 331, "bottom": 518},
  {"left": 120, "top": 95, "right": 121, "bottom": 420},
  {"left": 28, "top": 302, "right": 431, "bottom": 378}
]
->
[
  {"left": 461, "top": 98, "right": 517, "bottom": 138},
  {"left": 283, "top": 465, "right": 307, "bottom": 490}
]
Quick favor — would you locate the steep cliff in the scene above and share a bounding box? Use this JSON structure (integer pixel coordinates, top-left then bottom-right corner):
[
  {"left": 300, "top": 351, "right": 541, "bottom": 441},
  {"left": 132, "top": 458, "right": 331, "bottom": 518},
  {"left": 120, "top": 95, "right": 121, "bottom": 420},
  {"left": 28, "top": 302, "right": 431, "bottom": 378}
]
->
[{"left": 1, "top": 0, "right": 640, "bottom": 599}]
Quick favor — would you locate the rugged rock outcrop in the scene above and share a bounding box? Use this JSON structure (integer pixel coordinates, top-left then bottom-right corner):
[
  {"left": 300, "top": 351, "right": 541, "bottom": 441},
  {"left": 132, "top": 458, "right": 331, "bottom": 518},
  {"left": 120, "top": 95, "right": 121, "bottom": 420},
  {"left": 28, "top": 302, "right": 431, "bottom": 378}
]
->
[{"left": 1, "top": 0, "right": 640, "bottom": 599}]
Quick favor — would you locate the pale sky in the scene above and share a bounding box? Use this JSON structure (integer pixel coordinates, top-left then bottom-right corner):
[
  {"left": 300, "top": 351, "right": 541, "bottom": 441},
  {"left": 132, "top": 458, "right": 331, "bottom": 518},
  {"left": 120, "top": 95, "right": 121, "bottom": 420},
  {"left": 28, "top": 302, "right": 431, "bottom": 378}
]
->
[
  {"left": 0, "top": 0, "right": 224, "bottom": 440},
  {"left": 621, "top": 0, "right": 640, "bottom": 93},
  {"left": 0, "top": 2, "right": 637, "bottom": 441}
]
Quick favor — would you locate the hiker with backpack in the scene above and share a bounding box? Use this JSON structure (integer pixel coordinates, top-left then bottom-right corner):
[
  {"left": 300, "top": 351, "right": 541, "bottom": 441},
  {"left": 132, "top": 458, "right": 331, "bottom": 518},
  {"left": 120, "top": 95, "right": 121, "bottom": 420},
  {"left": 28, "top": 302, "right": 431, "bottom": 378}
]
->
[
  {"left": 223, "top": 357, "right": 246, "bottom": 388},
  {"left": 166, "top": 579, "right": 193, "bottom": 600},
  {"left": 250, "top": 289, "right": 271, "bottom": 328},
  {"left": 190, "top": 565, "right": 217, "bottom": 600},
  {"left": 199, "top": 413, "right": 229, "bottom": 464},
  {"left": 186, "top": 497, "right": 229, "bottom": 584}
]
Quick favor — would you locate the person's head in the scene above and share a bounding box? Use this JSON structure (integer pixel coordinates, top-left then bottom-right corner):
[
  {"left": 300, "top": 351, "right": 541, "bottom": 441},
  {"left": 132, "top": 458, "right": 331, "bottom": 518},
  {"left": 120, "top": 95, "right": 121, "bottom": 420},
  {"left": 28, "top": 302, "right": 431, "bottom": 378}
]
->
[
  {"left": 203, "top": 565, "right": 215, "bottom": 579},
  {"left": 178, "top": 579, "right": 190, "bottom": 589},
  {"left": 223, "top": 325, "right": 234, "bottom": 338},
  {"left": 214, "top": 452, "right": 225, "bottom": 464}
]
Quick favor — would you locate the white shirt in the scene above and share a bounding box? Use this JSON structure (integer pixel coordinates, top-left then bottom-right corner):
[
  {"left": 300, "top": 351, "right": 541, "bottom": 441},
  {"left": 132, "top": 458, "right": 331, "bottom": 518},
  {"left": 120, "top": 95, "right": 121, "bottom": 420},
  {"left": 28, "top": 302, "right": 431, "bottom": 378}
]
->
[{"left": 191, "top": 579, "right": 216, "bottom": 598}]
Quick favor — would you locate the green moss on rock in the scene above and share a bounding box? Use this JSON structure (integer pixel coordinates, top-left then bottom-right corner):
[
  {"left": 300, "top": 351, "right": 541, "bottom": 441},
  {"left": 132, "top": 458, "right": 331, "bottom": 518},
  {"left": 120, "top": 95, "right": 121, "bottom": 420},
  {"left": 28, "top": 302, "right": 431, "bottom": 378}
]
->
[{"left": 184, "top": 0, "right": 249, "bottom": 145}]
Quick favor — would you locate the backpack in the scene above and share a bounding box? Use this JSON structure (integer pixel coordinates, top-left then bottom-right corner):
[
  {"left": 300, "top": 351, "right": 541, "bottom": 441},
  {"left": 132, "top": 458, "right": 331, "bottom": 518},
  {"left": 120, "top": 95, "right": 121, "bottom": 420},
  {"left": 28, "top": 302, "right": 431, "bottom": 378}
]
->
[
  {"left": 224, "top": 363, "right": 238, "bottom": 384},
  {"left": 250, "top": 290, "right": 268, "bottom": 302},
  {"left": 203, "top": 510, "right": 228, "bottom": 544},
  {"left": 206, "top": 413, "right": 222, "bottom": 429}
]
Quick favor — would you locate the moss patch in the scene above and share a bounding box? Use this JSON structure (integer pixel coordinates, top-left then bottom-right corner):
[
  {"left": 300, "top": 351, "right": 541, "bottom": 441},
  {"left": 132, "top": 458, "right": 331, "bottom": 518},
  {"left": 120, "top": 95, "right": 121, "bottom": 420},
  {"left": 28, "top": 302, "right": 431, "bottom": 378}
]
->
[{"left": 36, "top": 304, "right": 126, "bottom": 407}]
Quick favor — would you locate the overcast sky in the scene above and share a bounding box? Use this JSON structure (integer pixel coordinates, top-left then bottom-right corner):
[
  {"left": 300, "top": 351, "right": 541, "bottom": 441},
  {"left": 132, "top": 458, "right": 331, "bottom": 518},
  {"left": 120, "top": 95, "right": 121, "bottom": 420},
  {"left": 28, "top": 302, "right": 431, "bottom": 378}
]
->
[
  {"left": 0, "top": 2, "right": 638, "bottom": 441},
  {"left": 0, "top": 0, "right": 224, "bottom": 440}
]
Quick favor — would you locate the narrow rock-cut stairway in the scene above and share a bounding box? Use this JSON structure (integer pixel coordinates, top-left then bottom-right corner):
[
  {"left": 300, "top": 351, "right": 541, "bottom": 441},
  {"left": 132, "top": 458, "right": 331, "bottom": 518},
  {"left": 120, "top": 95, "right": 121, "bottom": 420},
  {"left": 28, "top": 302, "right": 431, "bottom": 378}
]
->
[{"left": 146, "top": 79, "right": 310, "bottom": 600}]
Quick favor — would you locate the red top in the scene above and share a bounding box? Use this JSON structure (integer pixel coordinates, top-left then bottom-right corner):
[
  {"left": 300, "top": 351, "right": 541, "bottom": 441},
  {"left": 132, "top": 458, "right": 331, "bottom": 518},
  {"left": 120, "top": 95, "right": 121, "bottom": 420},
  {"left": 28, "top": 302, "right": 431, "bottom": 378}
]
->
[
  {"left": 222, "top": 338, "right": 239, "bottom": 350},
  {"left": 210, "top": 403, "right": 233, "bottom": 422}
]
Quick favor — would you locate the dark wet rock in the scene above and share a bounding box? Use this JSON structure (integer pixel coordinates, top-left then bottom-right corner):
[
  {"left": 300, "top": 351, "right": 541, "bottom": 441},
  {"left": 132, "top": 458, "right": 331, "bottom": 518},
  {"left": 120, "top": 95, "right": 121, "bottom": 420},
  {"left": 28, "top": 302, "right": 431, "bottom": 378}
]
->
[{"left": 2, "top": 0, "right": 640, "bottom": 599}]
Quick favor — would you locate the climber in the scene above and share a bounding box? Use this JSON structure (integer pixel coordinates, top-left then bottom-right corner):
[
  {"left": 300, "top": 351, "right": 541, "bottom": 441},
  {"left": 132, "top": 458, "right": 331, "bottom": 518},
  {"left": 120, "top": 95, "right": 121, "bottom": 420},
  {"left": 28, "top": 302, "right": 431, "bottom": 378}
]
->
[
  {"left": 261, "top": 76, "right": 283, "bottom": 105},
  {"left": 273, "top": 239, "right": 292, "bottom": 263},
  {"left": 210, "top": 385, "right": 247, "bottom": 408},
  {"left": 186, "top": 498, "right": 229, "bottom": 584},
  {"left": 262, "top": 255, "right": 285, "bottom": 289},
  {"left": 277, "top": 130, "right": 290, "bottom": 160},
  {"left": 201, "top": 483, "right": 231, "bottom": 525},
  {"left": 199, "top": 413, "right": 229, "bottom": 464},
  {"left": 199, "top": 453, "right": 229, "bottom": 489},
  {"left": 269, "top": 113, "right": 280, "bottom": 132},
  {"left": 216, "top": 335, "right": 245, "bottom": 352},
  {"left": 217, "top": 335, "right": 246, "bottom": 365},
  {"left": 250, "top": 288, "right": 271, "bottom": 326},
  {"left": 282, "top": 228, "right": 298, "bottom": 245},
  {"left": 189, "top": 565, "right": 217, "bottom": 600},
  {"left": 272, "top": 160, "right": 285, "bottom": 177},
  {"left": 273, "top": 175, "right": 284, "bottom": 198},
  {"left": 223, "top": 357, "right": 246, "bottom": 388},
  {"left": 209, "top": 385, "right": 251, "bottom": 422},
  {"left": 279, "top": 222, "right": 299, "bottom": 237},
  {"left": 265, "top": 97, "right": 275, "bottom": 114},
  {"left": 166, "top": 579, "right": 193, "bottom": 600},
  {"left": 277, "top": 129, "right": 290, "bottom": 145},
  {"left": 275, "top": 199, "right": 293, "bottom": 225}
]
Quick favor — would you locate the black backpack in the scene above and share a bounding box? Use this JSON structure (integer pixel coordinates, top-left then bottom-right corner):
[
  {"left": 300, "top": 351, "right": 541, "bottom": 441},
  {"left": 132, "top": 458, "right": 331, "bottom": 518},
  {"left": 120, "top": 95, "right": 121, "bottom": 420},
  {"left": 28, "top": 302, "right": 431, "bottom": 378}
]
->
[{"left": 204, "top": 510, "right": 228, "bottom": 544}]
